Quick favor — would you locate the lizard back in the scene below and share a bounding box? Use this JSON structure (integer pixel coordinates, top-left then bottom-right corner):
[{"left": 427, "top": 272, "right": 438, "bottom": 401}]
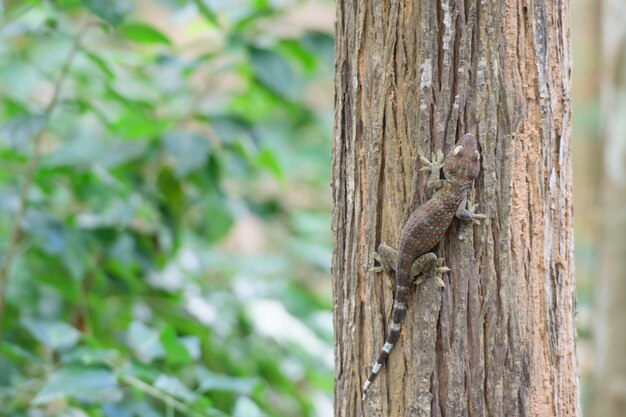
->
[{"left": 396, "top": 185, "right": 467, "bottom": 272}]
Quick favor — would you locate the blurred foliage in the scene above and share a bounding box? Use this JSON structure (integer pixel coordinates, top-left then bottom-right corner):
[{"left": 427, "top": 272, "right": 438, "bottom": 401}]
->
[{"left": 0, "top": 1, "right": 333, "bottom": 416}]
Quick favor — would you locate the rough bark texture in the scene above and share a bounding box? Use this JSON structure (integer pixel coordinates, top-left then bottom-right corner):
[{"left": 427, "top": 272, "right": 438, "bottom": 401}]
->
[
  {"left": 331, "top": 0, "right": 577, "bottom": 416},
  {"left": 590, "top": 1, "right": 626, "bottom": 416}
]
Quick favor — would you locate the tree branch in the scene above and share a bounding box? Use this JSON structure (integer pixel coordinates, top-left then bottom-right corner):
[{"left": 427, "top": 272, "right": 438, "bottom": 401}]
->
[
  {"left": 120, "top": 375, "right": 212, "bottom": 417},
  {"left": 0, "top": 24, "right": 92, "bottom": 336}
]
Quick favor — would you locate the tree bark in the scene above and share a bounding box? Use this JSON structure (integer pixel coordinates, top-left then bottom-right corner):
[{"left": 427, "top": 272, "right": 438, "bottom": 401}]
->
[
  {"left": 590, "top": 1, "right": 626, "bottom": 416},
  {"left": 331, "top": 0, "right": 577, "bottom": 416}
]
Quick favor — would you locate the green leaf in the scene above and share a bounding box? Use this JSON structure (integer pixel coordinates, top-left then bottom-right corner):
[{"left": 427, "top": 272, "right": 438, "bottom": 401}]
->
[
  {"left": 82, "top": 0, "right": 132, "bottom": 26},
  {"left": 180, "top": 336, "right": 201, "bottom": 360},
  {"left": 249, "top": 47, "right": 299, "bottom": 100},
  {"left": 102, "top": 403, "right": 134, "bottom": 417},
  {"left": 42, "top": 136, "right": 147, "bottom": 169},
  {"left": 190, "top": 396, "right": 215, "bottom": 414},
  {"left": 203, "top": 195, "right": 234, "bottom": 242},
  {"left": 132, "top": 401, "right": 162, "bottom": 417},
  {"left": 62, "top": 347, "right": 120, "bottom": 366},
  {"left": 157, "top": 168, "right": 185, "bottom": 217},
  {"left": 36, "top": 268, "right": 81, "bottom": 303},
  {"left": 302, "top": 32, "right": 335, "bottom": 68},
  {"left": 21, "top": 318, "right": 81, "bottom": 350},
  {"left": 128, "top": 321, "right": 164, "bottom": 363},
  {"left": 154, "top": 374, "right": 196, "bottom": 403},
  {"left": 119, "top": 22, "right": 172, "bottom": 45},
  {"left": 228, "top": 81, "right": 281, "bottom": 122},
  {"left": 162, "top": 131, "right": 211, "bottom": 177},
  {"left": 109, "top": 234, "right": 136, "bottom": 268},
  {"left": 288, "top": 239, "right": 331, "bottom": 271},
  {"left": 232, "top": 397, "right": 265, "bottom": 417},
  {"left": 160, "top": 326, "right": 192, "bottom": 365},
  {"left": 83, "top": 50, "right": 116, "bottom": 79},
  {"left": 112, "top": 111, "right": 169, "bottom": 139},
  {"left": 0, "top": 114, "right": 47, "bottom": 150},
  {"left": 0, "top": 341, "right": 41, "bottom": 364},
  {"left": 256, "top": 147, "right": 283, "bottom": 179},
  {"left": 33, "top": 367, "right": 123, "bottom": 405},
  {"left": 196, "top": 366, "right": 260, "bottom": 395},
  {"left": 209, "top": 115, "right": 254, "bottom": 145},
  {"left": 231, "top": 5, "right": 275, "bottom": 32},
  {"left": 277, "top": 40, "right": 318, "bottom": 75},
  {"left": 192, "top": 0, "right": 218, "bottom": 24},
  {"left": 1, "top": 98, "right": 28, "bottom": 119},
  {"left": 22, "top": 209, "right": 67, "bottom": 254}
]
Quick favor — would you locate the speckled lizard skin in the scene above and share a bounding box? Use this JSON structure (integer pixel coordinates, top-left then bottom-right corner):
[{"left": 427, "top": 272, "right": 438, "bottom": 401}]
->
[{"left": 362, "top": 133, "right": 486, "bottom": 400}]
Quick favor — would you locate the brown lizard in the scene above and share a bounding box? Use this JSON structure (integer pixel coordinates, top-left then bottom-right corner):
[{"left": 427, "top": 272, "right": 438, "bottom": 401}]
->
[{"left": 362, "top": 133, "right": 486, "bottom": 400}]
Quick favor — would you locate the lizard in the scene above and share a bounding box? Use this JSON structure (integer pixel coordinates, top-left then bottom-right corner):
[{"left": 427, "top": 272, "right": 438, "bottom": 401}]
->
[{"left": 362, "top": 132, "right": 486, "bottom": 400}]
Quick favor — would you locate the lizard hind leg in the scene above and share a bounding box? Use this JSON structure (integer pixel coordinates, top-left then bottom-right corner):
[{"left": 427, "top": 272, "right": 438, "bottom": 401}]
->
[
  {"left": 370, "top": 244, "right": 397, "bottom": 288},
  {"left": 412, "top": 253, "right": 450, "bottom": 288},
  {"left": 370, "top": 245, "right": 449, "bottom": 288}
]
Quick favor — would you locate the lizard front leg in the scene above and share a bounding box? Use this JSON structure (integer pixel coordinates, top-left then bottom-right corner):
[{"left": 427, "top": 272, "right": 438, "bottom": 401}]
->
[
  {"left": 419, "top": 150, "right": 445, "bottom": 190},
  {"left": 370, "top": 244, "right": 449, "bottom": 288},
  {"left": 455, "top": 195, "right": 487, "bottom": 225}
]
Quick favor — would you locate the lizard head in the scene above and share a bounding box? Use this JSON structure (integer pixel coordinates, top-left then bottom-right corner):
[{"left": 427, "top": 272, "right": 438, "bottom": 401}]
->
[{"left": 443, "top": 133, "right": 481, "bottom": 184}]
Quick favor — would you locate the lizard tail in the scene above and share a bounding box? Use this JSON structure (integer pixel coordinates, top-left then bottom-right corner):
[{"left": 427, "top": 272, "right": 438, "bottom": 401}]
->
[{"left": 362, "top": 276, "right": 410, "bottom": 400}]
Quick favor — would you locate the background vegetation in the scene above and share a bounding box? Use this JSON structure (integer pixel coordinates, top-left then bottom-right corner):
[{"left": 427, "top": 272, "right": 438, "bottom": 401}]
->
[{"left": 0, "top": 1, "right": 334, "bottom": 416}]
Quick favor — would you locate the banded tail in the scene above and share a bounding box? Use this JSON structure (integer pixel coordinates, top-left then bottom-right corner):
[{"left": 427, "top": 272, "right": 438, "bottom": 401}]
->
[{"left": 362, "top": 273, "right": 410, "bottom": 400}]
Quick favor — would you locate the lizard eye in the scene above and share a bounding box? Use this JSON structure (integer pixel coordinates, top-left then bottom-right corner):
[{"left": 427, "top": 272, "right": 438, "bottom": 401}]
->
[{"left": 453, "top": 145, "right": 463, "bottom": 155}]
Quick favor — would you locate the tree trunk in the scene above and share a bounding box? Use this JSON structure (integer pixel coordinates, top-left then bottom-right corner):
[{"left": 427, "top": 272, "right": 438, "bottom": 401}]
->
[
  {"left": 590, "top": 1, "right": 626, "bottom": 416},
  {"left": 331, "top": 0, "right": 577, "bottom": 416}
]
